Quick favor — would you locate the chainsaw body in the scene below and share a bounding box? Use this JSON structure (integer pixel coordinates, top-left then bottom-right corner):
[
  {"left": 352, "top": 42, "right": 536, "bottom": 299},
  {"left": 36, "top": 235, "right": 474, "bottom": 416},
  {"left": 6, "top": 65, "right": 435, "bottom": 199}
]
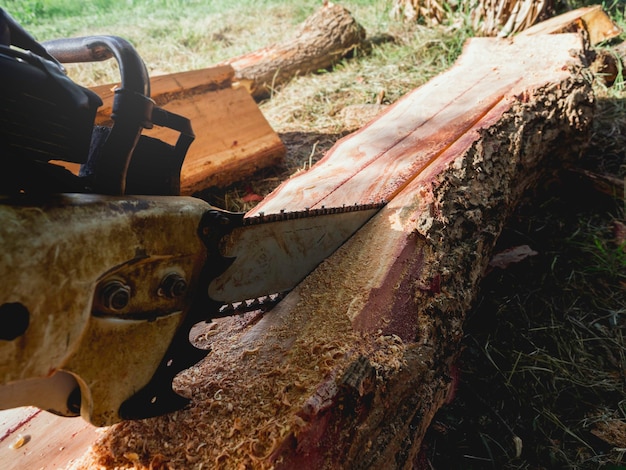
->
[{"left": 0, "top": 194, "right": 209, "bottom": 425}]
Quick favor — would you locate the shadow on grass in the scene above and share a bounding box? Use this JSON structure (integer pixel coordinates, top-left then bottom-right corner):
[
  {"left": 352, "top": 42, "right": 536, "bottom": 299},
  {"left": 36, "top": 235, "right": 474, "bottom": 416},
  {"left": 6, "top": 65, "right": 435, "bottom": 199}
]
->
[{"left": 422, "top": 94, "right": 626, "bottom": 470}]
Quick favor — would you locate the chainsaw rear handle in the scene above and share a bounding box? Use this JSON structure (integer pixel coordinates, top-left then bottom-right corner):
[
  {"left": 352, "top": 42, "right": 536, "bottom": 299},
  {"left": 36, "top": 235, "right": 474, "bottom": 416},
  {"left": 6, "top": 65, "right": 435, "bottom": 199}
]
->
[
  {"left": 43, "top": 36, "right": 150, "bottom": 98},
  {"left": 43, "top": 36, "right": 154, "bottom": 195}
]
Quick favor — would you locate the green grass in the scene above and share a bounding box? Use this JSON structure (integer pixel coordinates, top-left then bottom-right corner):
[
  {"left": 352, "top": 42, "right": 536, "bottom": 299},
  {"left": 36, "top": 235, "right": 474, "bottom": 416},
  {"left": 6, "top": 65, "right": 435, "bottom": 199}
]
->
[{"left": 3, "top": 0, "right": 404, "bottom": 86}]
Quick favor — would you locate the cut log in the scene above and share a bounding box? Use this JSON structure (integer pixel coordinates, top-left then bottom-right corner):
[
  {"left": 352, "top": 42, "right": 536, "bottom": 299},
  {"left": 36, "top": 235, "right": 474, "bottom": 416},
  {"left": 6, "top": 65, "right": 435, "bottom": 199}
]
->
[
  {"left": 219, "top": 3, "right": 367, "bottom": 99},
  {"left": 58, "top": 33, "right": 593, "bottom": 470},
  {"left": 55, "top": 65, "right": 286, "bottom": 194}
]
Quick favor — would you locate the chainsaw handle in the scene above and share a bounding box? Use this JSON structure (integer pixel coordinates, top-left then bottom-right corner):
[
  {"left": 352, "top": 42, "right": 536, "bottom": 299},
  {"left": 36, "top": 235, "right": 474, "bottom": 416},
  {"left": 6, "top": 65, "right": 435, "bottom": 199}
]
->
[
  {"left": 43, "top": 35, "right": 150, "bottom": 97},
  {"left": 43, "top": 36, "right": 152, "bottom": 195}
]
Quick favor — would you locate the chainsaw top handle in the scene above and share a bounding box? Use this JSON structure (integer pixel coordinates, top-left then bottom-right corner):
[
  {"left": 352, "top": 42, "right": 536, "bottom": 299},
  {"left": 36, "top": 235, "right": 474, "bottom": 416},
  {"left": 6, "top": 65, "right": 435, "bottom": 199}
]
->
[
  {"left": 43, "top": 36, "right": 150, "bottom": 98},
  {"left": 44, "top": 36, "right": 154, "bottom": 195}
]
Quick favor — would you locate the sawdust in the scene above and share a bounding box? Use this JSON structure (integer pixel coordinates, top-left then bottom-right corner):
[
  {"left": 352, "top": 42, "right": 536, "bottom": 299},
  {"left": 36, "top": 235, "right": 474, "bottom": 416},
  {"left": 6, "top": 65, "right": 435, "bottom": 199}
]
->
[{"left": 72, "top": 251, "right": 409, "bottom": 470}]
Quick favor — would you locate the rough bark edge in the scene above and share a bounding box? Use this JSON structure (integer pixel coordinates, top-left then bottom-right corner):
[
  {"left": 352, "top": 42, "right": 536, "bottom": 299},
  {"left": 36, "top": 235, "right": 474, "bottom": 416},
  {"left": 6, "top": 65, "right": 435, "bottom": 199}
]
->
[{"left": 331, "top": 74, "right": 595, "bottom": 470}]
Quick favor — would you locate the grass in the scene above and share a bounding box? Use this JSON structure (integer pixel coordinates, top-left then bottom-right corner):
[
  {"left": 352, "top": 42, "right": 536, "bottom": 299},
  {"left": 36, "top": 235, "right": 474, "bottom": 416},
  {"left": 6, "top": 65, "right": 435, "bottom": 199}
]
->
[
  {"left": 4, "top": 0, "right": 626, "bottom": 468},
  {"left": 4, "top": 0, "right": 398, "bottom": 85}
]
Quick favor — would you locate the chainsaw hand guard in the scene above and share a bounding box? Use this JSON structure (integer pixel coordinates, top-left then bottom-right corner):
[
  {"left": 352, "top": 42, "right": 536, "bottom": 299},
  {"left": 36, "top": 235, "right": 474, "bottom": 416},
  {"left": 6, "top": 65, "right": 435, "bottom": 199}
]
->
[{"left": 0, "top": 9, "right": 194, "bottom": 196}]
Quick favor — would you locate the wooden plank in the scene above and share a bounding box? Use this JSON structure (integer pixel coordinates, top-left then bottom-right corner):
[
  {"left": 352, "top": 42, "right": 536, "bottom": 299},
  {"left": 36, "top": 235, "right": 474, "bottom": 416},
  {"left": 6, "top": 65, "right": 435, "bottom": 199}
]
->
[
  {"left": 148, "top": 84, "right": 285, "bottom": 194},
  {"left": 90, "top": 65, "right": 235, "bottom": 123},
  {"left": 0, "top": 408, "right": 97, "bottom": 470},
  {"left": 56, "top": 64, "right": 286, "bottom": 194},
  {"left": 519, "top": 5, "right": 622, "bottom": 45},
  {"left": 67, "top": 33, "right": 593, "bottom": 469}
]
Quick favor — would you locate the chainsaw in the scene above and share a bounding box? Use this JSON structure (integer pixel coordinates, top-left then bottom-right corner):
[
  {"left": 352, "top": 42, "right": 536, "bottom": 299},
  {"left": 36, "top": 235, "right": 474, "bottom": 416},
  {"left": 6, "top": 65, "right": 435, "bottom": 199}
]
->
[{"left": 0, "top": 10, "right": 383, "bottom": 426}]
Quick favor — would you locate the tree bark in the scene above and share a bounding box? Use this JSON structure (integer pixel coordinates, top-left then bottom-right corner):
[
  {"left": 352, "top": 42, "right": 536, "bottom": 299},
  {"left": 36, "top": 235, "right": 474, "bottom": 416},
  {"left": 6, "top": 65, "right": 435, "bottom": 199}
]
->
[
  {"left": 391, "top": 0, "right": 553, "bottom": 36},
  {"left": 220, "top": 3, "right": 367, "bottom": 100},
  {"left": 68, "top": 33, "right": 593, "bottom": 470}
]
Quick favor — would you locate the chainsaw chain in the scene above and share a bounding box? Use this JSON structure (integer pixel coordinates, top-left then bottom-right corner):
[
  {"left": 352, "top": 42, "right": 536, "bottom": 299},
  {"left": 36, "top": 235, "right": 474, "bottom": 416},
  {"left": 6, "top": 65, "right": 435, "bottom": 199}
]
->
[
  {"left": 241, "top": 201, "right": 386, "bottom": 226},
  {"left": 214, "top": 201, "right": 386, "bottom": 316},
  {"left": 215, "top": 292, "right": 287, "bottom": 318}
]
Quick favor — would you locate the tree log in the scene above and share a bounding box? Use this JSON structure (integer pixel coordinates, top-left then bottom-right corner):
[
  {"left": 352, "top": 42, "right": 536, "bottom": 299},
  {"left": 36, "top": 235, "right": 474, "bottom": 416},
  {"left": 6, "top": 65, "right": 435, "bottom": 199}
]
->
[
  {"left": 60, "top": 33, "right": 594, "bottom": 470},
  {"left": 220, "top": 3, "right": 367, "bottom": 99}
]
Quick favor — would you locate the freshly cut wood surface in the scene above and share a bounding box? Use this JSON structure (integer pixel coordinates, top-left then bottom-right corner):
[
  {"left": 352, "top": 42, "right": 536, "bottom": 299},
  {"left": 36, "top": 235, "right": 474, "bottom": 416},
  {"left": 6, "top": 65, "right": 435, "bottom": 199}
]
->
[
  {"left": 247, "top": 33, "right": 584, "bottom": 217},
  {"left": 0, "top": 407, "right": 97, "bottom": 470},
  {"left": 519, "top": 4, "right": 622, "bottom": 45},
  {"left": 57, "top": 65, "right": 286, "bottom": 194},
  {"left": 164, "top": 84, "right": 285, "bottom": 194},
  {"left": 220, "top": 3, "right": 367, "bottom": 99},
  {"left": 68, "top": 33, "right": 593, "bottom": 469}
]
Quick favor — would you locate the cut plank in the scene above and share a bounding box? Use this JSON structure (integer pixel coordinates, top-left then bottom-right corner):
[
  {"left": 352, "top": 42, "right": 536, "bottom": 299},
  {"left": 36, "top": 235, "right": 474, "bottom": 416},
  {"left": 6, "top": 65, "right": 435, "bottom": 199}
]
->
[
  {"left": 56, "top": 65, "right": 286, "bottom": 194},
  {"left": 67, "top": 33, "right": 593, "bottom": 469},
  {"left": 220, "top": 3, "right": 367, "bottom": 99},
  {"left": 160, "top": 84, "right": 285, "bottom": 194},
  {"left": 519, "top": 4, "right": 622, "bottom": 45}
]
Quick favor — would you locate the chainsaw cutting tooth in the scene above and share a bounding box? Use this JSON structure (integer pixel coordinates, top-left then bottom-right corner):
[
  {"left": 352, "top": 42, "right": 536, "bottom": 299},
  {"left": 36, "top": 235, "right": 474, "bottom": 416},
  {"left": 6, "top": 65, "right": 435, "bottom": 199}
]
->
[{"left": 212, "top": 292, "right": 287, "bottom": 318}]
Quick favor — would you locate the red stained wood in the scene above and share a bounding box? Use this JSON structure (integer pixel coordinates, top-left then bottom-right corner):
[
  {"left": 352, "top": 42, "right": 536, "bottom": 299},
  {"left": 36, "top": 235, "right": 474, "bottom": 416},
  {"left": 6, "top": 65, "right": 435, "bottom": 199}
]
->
[{"left": 247, "top": 35, "right": 576, "bottom": 217}]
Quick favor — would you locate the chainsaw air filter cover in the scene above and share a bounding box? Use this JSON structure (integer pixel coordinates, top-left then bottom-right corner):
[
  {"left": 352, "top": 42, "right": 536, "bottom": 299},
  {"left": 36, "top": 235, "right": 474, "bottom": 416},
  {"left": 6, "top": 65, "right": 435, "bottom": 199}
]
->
[{"left": 0, "top": 45, "right": 102, "bottom": 164}]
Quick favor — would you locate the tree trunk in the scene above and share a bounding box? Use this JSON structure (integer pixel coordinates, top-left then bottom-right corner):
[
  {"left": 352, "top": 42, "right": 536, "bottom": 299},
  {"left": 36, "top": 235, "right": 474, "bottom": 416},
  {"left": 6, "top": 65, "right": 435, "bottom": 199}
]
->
[
  {"left": 220, "top": 3, "right": 367, "bottom": 99},
  {"left": 69, "top": 33, "right": 593, "bottom": 470}
]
